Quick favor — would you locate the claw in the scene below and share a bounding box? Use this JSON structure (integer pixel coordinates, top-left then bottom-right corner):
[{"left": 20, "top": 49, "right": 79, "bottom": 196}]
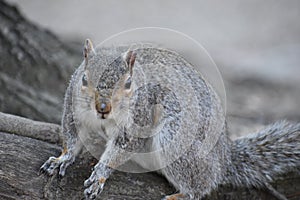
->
[
  {"left": 38, "top": 167, "right": 45, "bottom": 176},
  {"left": 84, "top": 170, "right": 96, "bottom": 187},
  {"left": 84, "top": 181, "right": 104, "bottom": 200},
  {"left": 84, "top": 177, "right": 94, "bottom": 187},
  {"left": 59, "top": 160, "right": 70, "bottom": 177}
]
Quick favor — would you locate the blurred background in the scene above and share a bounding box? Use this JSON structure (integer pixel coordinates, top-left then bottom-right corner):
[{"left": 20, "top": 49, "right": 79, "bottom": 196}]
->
[
  {"left": 3, "top": 0, "right": 300, "bottom": 137},
  {"left": 7, "top": 0, "right": 300, "bottom": 82}
]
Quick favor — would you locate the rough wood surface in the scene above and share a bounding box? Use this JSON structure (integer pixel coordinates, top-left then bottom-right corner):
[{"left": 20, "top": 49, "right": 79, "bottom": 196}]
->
[
  {"left": 0, "top": 113, "right": 299, "bottom": 200},
  {"left": 0, "top": 112, "right": 61, "bottom": 144},
  {"left": 0, "top": 0, "right": 81, "bottom": 123},
  {"left": 0, "top": 113, "right": 175, "bottom": 200}
]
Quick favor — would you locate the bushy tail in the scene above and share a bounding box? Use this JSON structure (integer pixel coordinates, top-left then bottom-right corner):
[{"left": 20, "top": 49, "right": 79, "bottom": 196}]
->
[{"left": 227, "top": 121, "right": 300, "bottom": 188}]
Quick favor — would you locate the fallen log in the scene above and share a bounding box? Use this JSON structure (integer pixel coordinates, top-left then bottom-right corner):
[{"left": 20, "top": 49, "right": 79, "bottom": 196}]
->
[{"left": 0, "top": 112, "right": 299, "bottom": 200}]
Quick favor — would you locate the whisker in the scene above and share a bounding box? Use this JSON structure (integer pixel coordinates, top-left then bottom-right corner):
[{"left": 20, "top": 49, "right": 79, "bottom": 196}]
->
[
  {"left": 73, "top": 96, "right": 93, "bottom": 101},
  {"left": 73, "top": 97, "right": 92, "bottom": 101}
]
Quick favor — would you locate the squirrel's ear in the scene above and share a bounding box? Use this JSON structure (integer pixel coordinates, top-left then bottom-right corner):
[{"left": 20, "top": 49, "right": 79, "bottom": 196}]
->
[
  {"left": 83, "top": 39, "right": 95, "bottom": 68},
  {"left": 123, "top": 50, "right": 136, "bottom": 76}
]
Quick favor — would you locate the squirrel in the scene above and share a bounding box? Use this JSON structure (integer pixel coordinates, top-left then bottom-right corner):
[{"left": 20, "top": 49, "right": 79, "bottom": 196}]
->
[{"left": 40, "top": 39, "right": 300, "bottom": 200}]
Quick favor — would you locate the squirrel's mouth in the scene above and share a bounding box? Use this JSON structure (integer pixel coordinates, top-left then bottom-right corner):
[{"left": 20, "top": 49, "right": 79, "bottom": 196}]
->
[{"left": 99, "top": 111, "right": 110, "bottom": 119}]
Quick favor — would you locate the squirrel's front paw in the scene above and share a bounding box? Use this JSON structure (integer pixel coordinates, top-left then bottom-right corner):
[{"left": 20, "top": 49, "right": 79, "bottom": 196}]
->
[
  {"left": 40, "top": 153, "right": 74, "bottom": 177},
  {"left": 40, "top": 156, "right": 59, "bottom": 176},
  {"left": 84, "top": 162, "right": 113, "bottom": 199},
  {"left": 84, "top": 173, "right": 106, "bottom": 199}
]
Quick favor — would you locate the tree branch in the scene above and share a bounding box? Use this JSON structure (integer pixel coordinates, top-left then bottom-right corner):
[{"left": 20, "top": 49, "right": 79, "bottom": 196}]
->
[
  {"left": 0, "top": 112, "right": 61, "bottom": 144},
  {"left": 0, "top": 113, "right": 299, "bottom": 200}
]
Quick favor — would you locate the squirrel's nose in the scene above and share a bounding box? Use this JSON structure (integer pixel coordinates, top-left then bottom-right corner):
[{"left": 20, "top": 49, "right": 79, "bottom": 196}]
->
[
  {"left": 100, "top": 103, "right": 106, "bottom": 111},
  {"left": 96, "top": 100, "right": 111, "bottom": 114}
]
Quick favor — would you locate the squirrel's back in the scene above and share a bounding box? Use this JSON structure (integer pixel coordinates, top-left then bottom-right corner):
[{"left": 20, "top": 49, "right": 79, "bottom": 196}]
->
[{"left": 110, "top": 47, "right": 227, "bottom": 174}]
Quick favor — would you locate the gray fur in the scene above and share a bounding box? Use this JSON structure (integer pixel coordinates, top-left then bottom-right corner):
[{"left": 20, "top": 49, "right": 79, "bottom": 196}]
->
[
  {"left": 40, "top": 40, "right": 300, "bottom": 200},
  {"left": 226, "top": 121, "right": 300, "bottom": 188}
]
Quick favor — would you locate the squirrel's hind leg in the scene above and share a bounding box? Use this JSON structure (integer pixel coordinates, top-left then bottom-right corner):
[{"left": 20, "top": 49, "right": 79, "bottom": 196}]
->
[{"left": 162, "top": 193, "right": 191, "bottom": 200}]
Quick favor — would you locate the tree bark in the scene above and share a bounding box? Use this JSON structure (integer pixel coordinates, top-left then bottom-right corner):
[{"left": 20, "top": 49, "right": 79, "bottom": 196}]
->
[
  {"left": 0, "top": 0, "right": 81, "bottom": 124},
  {"left": 0, "top": 112, "right": 299, "bottom": 200}
]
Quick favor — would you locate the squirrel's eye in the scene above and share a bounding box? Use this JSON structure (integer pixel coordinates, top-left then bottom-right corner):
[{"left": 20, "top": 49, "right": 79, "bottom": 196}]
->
[
  {"left": 82, "top": 74, "right": 88, "bottom": 86},
  {"left": 98, "top": 82, "right": 107, "bottom": 90},
  {"left": 124, "top": 77, "right": 131, "bottom": 89}
]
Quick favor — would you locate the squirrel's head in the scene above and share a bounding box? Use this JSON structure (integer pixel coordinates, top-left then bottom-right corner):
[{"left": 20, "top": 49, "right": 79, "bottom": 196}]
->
[{"left": 80, "top": 39, "right": 136, "bottom": 120}]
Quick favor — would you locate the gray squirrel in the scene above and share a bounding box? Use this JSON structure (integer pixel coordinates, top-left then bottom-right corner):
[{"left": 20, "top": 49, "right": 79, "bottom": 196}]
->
[{"left": 40, "top": 39, "right": 300, "bottom": 200}]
